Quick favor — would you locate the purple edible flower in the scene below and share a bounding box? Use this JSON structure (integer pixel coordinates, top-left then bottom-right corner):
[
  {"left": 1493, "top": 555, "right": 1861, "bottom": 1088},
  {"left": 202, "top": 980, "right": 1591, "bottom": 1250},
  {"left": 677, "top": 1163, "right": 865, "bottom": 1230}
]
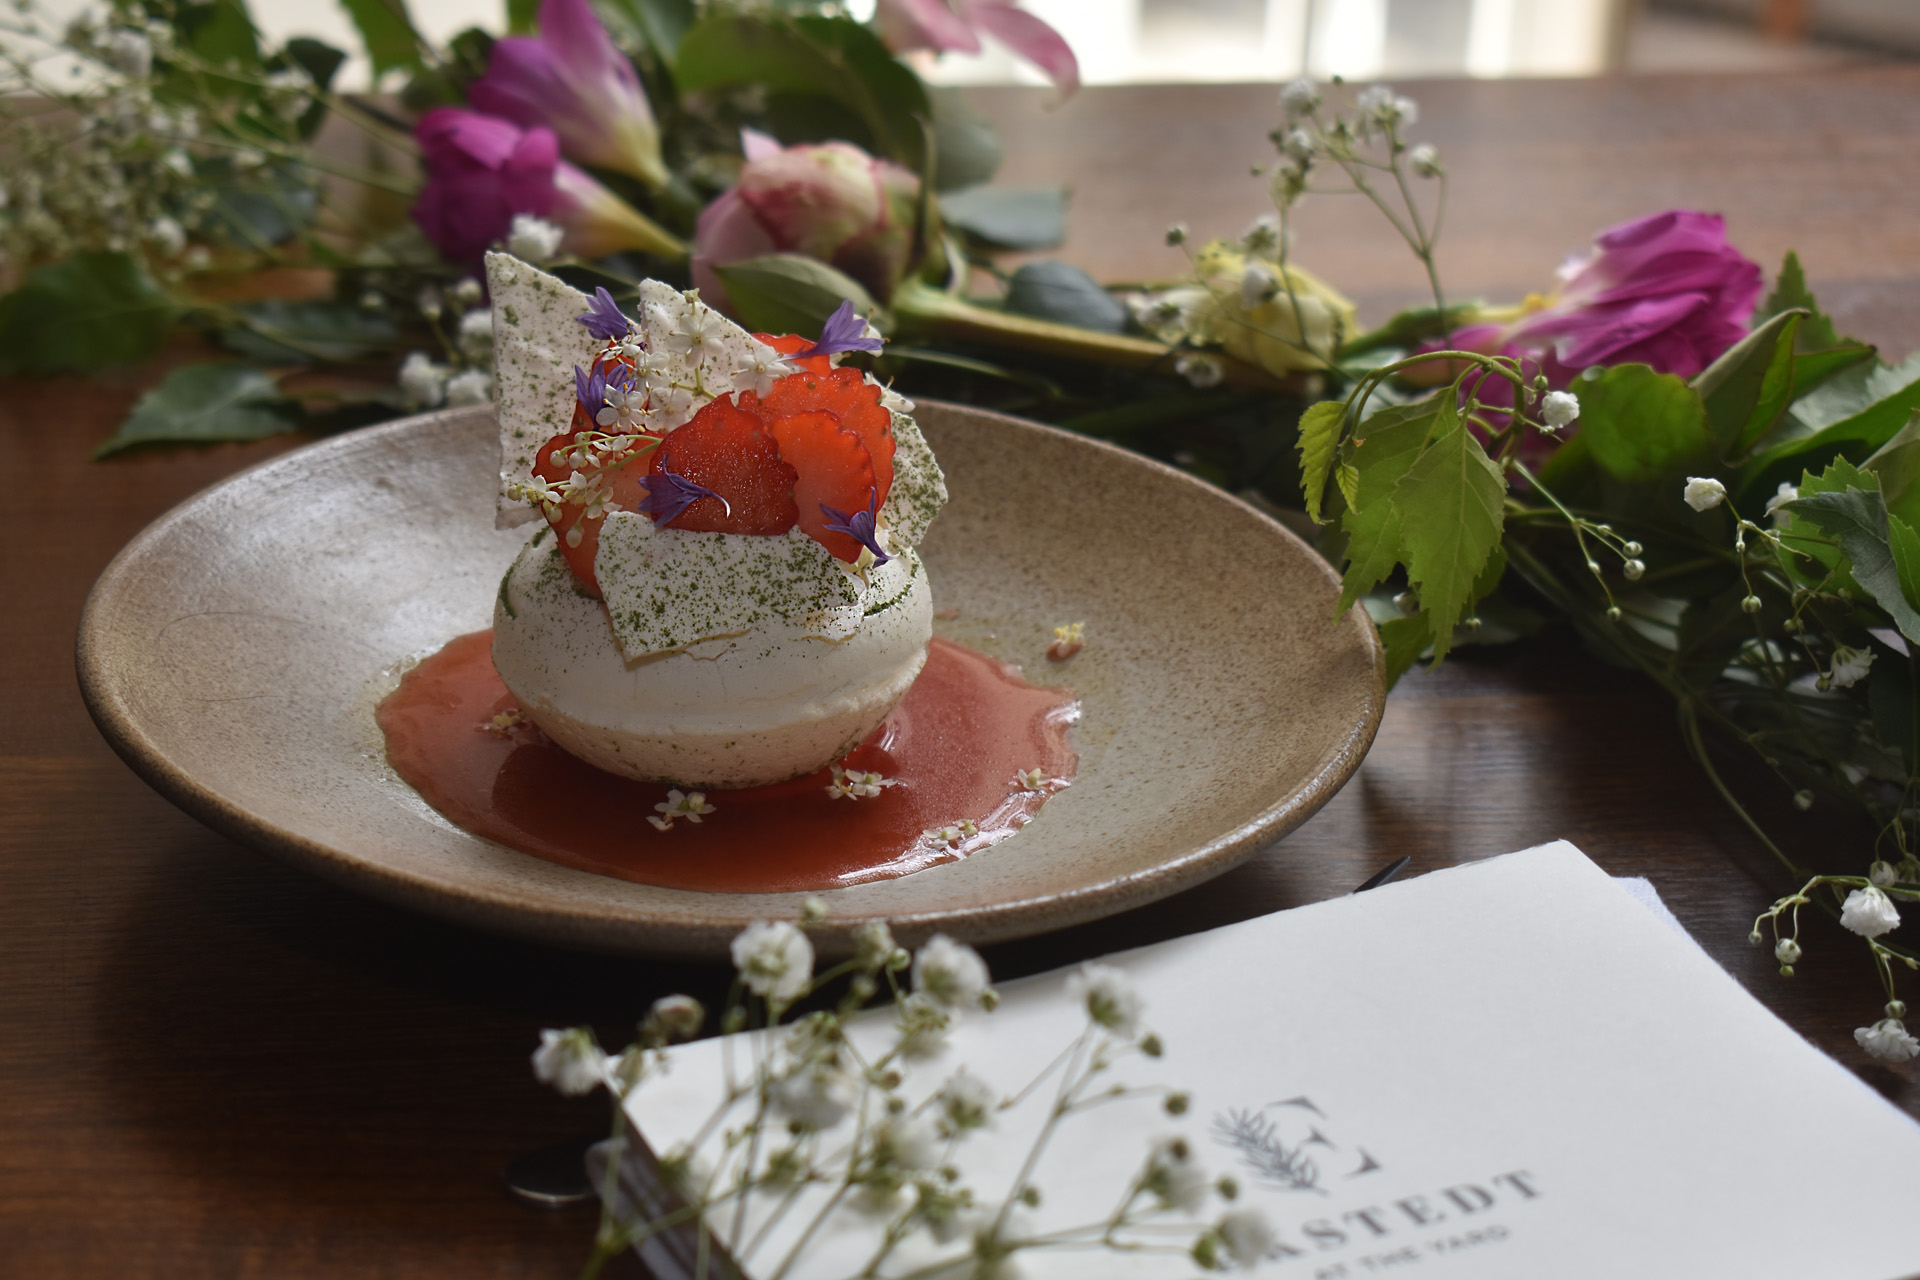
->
[
  {"left": 819, "top": 488, "right": 890, "bottom": 565},
  {"left": 637, "top": 471, "right": 729, "bottom": 526},
  {"left": 797, "top": 299, "right": 886, "bottom": 359},
  {"left": 573, "top": 361, "right": 633, "bottom": 412},
  {"left": 579, "top": 287, "right": 630, "bottom": 341}
]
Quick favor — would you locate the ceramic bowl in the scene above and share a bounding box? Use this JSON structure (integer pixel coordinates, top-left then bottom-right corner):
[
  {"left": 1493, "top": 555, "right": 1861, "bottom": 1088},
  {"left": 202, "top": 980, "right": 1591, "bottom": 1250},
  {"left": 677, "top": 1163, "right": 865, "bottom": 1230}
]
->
[{"left": 77, "top": 402, "right": 1383, "bottom": 957}]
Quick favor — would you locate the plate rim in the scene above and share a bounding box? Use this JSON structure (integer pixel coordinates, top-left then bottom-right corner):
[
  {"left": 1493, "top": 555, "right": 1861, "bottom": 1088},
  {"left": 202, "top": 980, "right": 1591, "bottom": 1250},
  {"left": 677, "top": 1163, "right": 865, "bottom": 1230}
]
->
[{"left": 77, "top": 401, "right": 1385, "bottom": 956}]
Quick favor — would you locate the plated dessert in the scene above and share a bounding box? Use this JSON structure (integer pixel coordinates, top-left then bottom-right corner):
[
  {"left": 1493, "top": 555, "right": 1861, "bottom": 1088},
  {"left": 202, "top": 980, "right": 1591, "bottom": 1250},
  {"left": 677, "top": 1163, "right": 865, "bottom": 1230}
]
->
[{"left": 376, "top": 256, "right": 1079, "bottom": 891}]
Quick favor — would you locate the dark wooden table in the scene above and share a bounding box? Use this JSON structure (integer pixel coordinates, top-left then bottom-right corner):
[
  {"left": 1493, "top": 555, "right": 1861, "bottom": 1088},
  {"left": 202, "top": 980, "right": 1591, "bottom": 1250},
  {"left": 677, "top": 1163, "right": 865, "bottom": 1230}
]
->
[{"left": 6, "top": 69, "right": 1920, "bottom": 1278}]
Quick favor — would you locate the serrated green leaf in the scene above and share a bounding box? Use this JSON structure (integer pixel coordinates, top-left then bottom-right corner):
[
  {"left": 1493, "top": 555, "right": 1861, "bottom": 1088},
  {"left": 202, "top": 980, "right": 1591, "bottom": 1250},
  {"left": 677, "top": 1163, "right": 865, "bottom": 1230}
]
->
[
  {"left": 674, "top": 14, "right": 928, "bottom": 166},
  {"left": 219, "top": 300, "right": 398, "bottom": 363},
  {"left": 1866, "top": 411, "right": 1920, "bottom": 529},
  {"left": 1296, "top": 400, "right": 1345, "bottom": 524},
  {"left": 1390, "top": 399, "right": 1506, "bottom": 659},
  {"left": 1756, "top": 250, "right": 1845, "bottom": 351},
  {"left": 1335, "top": 400, "right": 1443, "bottom": 611},
  {"left": 1573, "top": 363, "right": 1712, "bottom": 482},
  {"left": 1892, "top": 512, "right": 1920, "bottom": 615},
  {"left": 1694, "top": 309, "right": 1801, "bottom": 458},
  {"left": 1377, "top": 613, "right": 1431, "bottom": 689},
  {"left": 92, "top": 363, "right": 301, "bottom": 458},
  {"left": 1785, "top": 485, "right": 1920, "bottom": 643},
  {"left": 939, "top": 186, "right": 1066, "bottom": 251},
  {"left": 712, "top": 253, "right": 882, "bottom": 336},
  {"left": 1739, "top": 363, "right": 1920, "bottom": 502},
  {"left": 340, "top": 0, "right": 424, "bottom": 76},
  {"left": 0, "top": 252, "right": 177, "bottom": 375}
]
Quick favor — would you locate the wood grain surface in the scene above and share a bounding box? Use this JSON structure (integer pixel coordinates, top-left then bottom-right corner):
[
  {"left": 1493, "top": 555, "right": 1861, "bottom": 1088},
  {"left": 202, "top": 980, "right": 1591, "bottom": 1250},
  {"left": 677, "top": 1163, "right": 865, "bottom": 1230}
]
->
[{"left": 5, "top": 70, "right": 1920, "bottom": 1278}]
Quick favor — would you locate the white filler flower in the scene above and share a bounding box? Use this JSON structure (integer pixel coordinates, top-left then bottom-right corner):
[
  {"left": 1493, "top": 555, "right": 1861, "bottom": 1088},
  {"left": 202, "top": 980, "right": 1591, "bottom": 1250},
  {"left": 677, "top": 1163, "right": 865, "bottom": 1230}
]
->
[
  {"left": 1855, "top": 1017, "right": 1920, "bottom": 1063},
  {"left": 1069, "top": 962, "right": 1143, "bottom": 1035},
  {"left": 912, "top": 934, "right": 991, "bottom": 1010},
  {"left": 731, "top": 919, "right": 814, "bottom": 1003},
  {"left": 531, "top": 1027, "right": 607, "bottom": 1095},
  {"left": 1830, "top": 646, "right": 1875, "bottom": 689},
  {"left": 507, "top": 213, "right": 564, "bottom": 263},
  {"left": 1840, "top": 886, "right": 1901, "bottom": 938},
  {"left": 1683, "top": 476, "right": 1727, "bottom": 512},
  {"left": 1144, "top": 1136, "right": 1210, "bottom": 1212},
  {"left": 1540, "top": 389, "right": 1579, "bottom": 430},
  {"left": 1219, "top": 1207, "right": 1277, "bottom": 1268}
]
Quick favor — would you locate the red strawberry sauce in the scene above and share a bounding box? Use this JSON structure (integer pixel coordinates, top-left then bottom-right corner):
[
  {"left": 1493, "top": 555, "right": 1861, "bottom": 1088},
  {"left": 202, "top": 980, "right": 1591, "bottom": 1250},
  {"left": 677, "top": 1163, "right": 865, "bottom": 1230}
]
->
[{"left": 376, "top": 633, "right": 1079, "bottom": 893}]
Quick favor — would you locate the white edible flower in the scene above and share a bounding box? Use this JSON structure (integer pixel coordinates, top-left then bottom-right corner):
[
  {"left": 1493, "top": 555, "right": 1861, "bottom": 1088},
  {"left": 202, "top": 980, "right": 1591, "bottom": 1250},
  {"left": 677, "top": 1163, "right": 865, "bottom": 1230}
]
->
[
  {"left": 1767, "top": 481, "right": 1799, "bottom": 518},
  {"left": 738, "top": 342, "right": 798, "bottom": 399},
  {"left": 827, "top": 764, "right": 897, "bottom": 800},
  {"left": 1840, "top": 886, "right": 1901, "bottom": 938},
  {"left": 1683, "top": 476, "right": 1727, "bottom": 512},
  {"left": 596, "top": 380, "right": 646, "bottom": 430},
  {"left": 1830, "top": 646, "right": 1875, "bottom": 689},
  {"left": 731, "top": 919, "right": 814, "bottom": 1003},
  {"left": 1069, "top": 962, "right": 1143, "bottom": 1035},
  {"left": 655, "top": 788, "right": 715, "bottom": 824},
  {"left": 1279, "top": 77, "right": 1320, "bottom": 117},
  {"left": 925, "top": 821, "right": 978, "bottom": 848},
  {"left": 1218, "top": 1207, "right": 1277, "bottom": 1268},
  {"left": 1540, "top": 389, "right": 1580, "bottom": 430},
  {"left": 457, "top": 307, "right": 494, "bottom": 360},
  {"left": 936, "top": 1069, "right": 997, "bottom": 1133},
  {"left": 531, "top": 1027, "right": 607, "bottom": 1096},
  {"left": 1408, "top": 142, "right": 1441, "bottom": 178},
  {"left": 397, "top": 351, "right": 449, "bottom": 409},
  {"left": 1014, "top": 768, "right": 1048, "bottom": 793},
  {"left": 445, "top": 368, "right": 493, "bottom": 407},
  {"left": 912, "top": 933, "right": 991, "bottom": 1010},
  {"left": 508, "top": 213, "right": 564, "bottom": 263},
  {"left": 1175, "top": 352, "right": 1224, "bottom": 389},
  {"left": 1239, "top": 261, "right": 1278, "bottom": 311},
  {"left": 1145, "top": 1136, "right": 1210, "bottom": 1212},
  {"left": 1855, "top": 1017, "right": 1920, "bottom": 1063},
  {"left": 770, "top": 1063, "right": 856, "bottom": 1131},
  {"left": 660, "top": 295, "right": 724, "bottom": 357}
]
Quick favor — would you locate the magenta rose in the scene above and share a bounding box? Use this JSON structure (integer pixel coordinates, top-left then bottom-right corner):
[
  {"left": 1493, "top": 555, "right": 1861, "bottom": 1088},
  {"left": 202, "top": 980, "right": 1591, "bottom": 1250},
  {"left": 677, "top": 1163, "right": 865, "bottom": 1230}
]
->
[
  {"left": 468, "top": 0, "right": 666, "bottom": 189},
  {"left": 412, "top": 109, "right": 680, "bottom": 265},
  {"left": 875, "top": 0, "right": 1079, "bottom": 94},
  {"left": 1505, "top": 210, "right": 1763, "bottom": 382},
  {"left": 692, "top": 131, "right": 921, "bottom": 310}
]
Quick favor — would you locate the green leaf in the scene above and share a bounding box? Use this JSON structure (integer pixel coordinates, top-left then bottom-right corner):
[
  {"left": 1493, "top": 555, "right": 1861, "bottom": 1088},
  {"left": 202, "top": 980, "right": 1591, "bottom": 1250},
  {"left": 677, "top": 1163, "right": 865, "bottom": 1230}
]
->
[
  {"left": 181, "top": 0, "right": 262, "bottom": 71},
  {"left": 92, "top": 363, "right": 301, "bottom": 458},
  {"left": 599, "top": 0, "right": 693, "bottom": 60},
  {"left": 218, "top": 300, "right": 399, "bottom": 363},
  {"left": 1390, "top": 399, "right": 1507, "bottom": 659},
  {"left": 938, "top": 186, "right": 1066, "bottom": 251},
  {"left": 1295, "top": 400, "right": 1345, "bottom": 524},
  {"left": 674, "top": 14, "right": 929, "bottom": 167},
  {"left": 1866, "top": 411, "right": 1920, "bottom": 529},
  {"left": 1335, "top": 400, "right": 1444, "bottom": 611},
  {"left": 282, "top": 37, "right": 347, "bottom": 137},
  {"left": 1377, "top": 613, "right": 1431, "bottom": 689},
  {"left": 1784, "top": 484, "right": 1920, "bottom": 643},
  {"left": 1572, "top": 363, "right": 1712, "bottom": 483},
  {"left": 1693, "top": 309, "right": 1801, "bottom": 458},
  {"left": 1892, "top": 512, "right": 1920, "bottom": 615},
  {"left": 339, "top": 0, "right": 425, "bottom": 76},
  {"left": 1739, "top": 361, "right": 1920, "bottom": 502},
  {"left": 928, "top": 87, "right": 1002, "bottom": 191},
  {"left": 1001, "top": 262, "right": 1124, "bottom": 333},
  {"left": 712, "top": 253, "right": 882, "bottom": 336},
  {"left": 505, "top": 0, "right": 538, "bottom": 32},
  {"left": 0, "top": 252, "right": 176, "bottom": 375},
  {"left": 1756, "top": 250, "right": 1844, "bottom": 352}
]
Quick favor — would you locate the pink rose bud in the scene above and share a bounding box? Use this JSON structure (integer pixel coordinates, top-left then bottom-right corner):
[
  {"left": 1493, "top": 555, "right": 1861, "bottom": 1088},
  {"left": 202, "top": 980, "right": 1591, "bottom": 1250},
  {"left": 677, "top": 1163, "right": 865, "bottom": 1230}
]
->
[
  {"left": 692, "top": 132, "right": 921, "bottom": 309},
  {"left": 469, "top": 0, "right": 667, "bottom": 190}
]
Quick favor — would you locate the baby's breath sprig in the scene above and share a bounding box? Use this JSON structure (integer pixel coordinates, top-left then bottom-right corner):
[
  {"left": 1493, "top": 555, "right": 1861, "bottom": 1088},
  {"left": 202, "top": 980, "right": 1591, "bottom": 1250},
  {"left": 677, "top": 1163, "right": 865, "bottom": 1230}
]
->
[{"left": 541, "top": 906, "right": 1263, "bottom": 1280}]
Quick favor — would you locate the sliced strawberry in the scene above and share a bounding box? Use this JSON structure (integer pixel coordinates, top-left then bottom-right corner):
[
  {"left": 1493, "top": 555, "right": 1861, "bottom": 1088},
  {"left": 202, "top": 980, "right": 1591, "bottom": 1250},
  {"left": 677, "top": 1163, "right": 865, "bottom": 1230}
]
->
[
  {"left": 753, "top": 332, "right": 833, "bottom": 377},
  {"left": 650, "top": 397, "right": 799, "bottom": 535},
  {"left": 756, "top": 366, "right": 895, "bottom": 506},
  {"left": 532, "top": 431, "right": 660, "bottom": 595},
  {"left": 767, "top": 410, "right": 878, "bottom": 563}
]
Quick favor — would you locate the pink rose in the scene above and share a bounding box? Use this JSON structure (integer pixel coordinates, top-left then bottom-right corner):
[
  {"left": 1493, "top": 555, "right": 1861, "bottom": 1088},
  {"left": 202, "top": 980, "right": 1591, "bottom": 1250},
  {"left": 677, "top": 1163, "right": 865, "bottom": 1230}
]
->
[
  {"left": 875, "top": 0, "right": 1078, "bottom": 95},
  {"left": 692, "top": 132, "right": 920, "bottom": 309},
  {"left": 412, "top": 109, "right": 680, "bottom": 265},
  {"left": 1507, "top": 210, "right": 1763, "bottom": 381}
]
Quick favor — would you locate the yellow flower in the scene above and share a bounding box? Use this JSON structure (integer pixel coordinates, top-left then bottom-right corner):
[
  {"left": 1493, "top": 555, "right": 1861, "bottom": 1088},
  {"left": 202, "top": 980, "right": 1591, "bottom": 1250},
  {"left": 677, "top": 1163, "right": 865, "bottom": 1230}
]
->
[{"left": 1190, "top": 241, "right": 1356, "bottom": 375}]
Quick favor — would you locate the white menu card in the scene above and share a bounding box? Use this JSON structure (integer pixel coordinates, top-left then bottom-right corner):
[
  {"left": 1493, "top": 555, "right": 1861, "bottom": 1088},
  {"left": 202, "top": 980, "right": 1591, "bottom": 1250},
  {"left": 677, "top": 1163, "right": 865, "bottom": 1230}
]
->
[{"left": 622, "top": 842, "right": 1920, "bottom": 1279}]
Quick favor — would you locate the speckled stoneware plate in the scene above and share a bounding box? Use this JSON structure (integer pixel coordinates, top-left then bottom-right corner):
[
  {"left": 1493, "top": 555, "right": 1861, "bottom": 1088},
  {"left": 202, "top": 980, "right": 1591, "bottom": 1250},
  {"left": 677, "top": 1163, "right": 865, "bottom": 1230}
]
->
[{"left": 78, "top": 402, "right": 1383, "bottom": 958}]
